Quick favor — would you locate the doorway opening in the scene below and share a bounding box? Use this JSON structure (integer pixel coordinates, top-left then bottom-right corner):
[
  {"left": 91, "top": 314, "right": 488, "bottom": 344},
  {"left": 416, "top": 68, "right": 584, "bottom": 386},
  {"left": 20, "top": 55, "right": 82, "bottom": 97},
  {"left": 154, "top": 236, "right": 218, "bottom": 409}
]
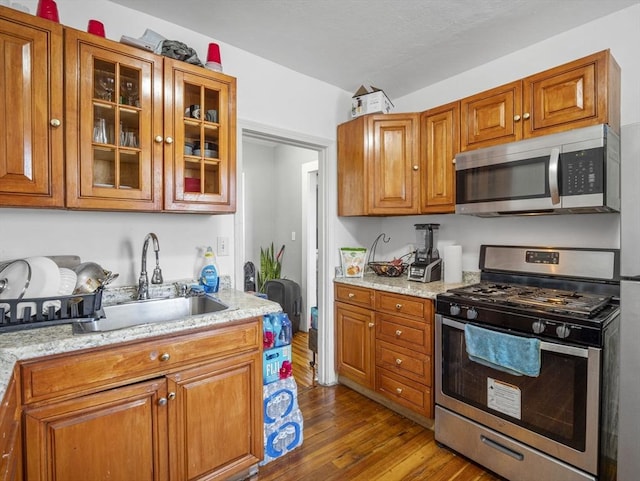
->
[{"left": 235, "top": 120, "right": 332, "bottom": 385}]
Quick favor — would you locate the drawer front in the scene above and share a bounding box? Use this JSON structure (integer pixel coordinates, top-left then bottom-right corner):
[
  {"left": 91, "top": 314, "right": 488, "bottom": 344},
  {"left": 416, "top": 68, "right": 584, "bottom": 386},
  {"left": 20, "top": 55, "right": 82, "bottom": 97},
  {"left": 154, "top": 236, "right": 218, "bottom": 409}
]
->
[
  {"left": 376, "top": 313, "right": 431, "bottom": 354},
  {"left": 376, "top": 340, "right": 431, "bottom": 386},
  {"left": 375, "top": 291, "right": 429, "bottom": 318},
  {"left": 21, "top": 319, "right": 261, "bottom": 404},
  {"left": 335, "top": 284, "right": 373, "bottom": 308},
  {"left": 376, "top": 368, "right": 433, "bottom": 418}
]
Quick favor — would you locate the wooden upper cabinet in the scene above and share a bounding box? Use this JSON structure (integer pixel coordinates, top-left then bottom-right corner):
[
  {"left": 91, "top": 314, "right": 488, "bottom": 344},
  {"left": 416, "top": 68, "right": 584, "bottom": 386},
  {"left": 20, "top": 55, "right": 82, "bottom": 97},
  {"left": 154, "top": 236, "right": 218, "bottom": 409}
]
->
[
  {"left": 523, "top": 49, "right": 620, "bottom": 137},
  {"left": 64, "top": 29, "right": 164, "bottom": 211},
  {"left": 0, "top": 7, "right": 64, "bottom": 208},
  {"left": 337, "top": 113, "right": 419, "bottom": 216},
  {"left": 460, "top": 80, "right": 522, "bottom": 151},
  {"left": 461, "top": 49, "right": 620, "bottom": 152},
  {"left": 420, "top": 102, "right": 458, "bottom": 213},
  {"left": 163, "top": 59, "right": 237, "bottom": 213}
]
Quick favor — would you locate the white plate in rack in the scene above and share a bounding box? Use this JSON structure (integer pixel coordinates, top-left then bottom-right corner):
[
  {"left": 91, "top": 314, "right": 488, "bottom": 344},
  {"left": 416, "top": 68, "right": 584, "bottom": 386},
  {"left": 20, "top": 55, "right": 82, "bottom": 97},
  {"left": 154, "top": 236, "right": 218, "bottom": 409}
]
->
[{"left": 21, "top": 257, "right": 60, "bottom": 318}]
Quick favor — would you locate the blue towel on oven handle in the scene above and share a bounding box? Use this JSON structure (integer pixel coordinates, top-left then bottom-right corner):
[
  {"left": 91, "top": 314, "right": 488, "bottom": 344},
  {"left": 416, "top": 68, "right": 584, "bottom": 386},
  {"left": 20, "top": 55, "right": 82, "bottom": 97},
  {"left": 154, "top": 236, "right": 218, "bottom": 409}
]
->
[{"left": 464, "top": 324, "right": 541, "bottom": 377}]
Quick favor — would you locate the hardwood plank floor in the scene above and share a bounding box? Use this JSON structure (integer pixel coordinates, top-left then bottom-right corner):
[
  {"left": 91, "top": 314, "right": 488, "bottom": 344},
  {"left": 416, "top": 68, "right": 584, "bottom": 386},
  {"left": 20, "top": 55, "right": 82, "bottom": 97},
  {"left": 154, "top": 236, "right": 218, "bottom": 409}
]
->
[{"left": 256, "top": 332, "right": 504, "bottom": 481}]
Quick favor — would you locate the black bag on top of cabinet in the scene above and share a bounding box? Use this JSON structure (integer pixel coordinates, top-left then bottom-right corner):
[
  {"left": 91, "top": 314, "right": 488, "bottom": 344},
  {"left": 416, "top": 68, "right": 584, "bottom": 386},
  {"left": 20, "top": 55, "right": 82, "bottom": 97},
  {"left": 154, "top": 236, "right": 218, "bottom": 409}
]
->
[{"left": 264, "top": 279, "right": 302, "bottom": 334}]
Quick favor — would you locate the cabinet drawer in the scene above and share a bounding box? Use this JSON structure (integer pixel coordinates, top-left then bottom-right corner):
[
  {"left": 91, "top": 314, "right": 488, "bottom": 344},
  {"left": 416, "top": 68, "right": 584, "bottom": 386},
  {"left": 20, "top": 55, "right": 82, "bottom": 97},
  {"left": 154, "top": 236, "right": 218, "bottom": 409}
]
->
[
  {"left": 376, "top": 340, "right": 432, "bottom": 386},
  {"left": 335, "top": 284, "right": 373, "bottom": 308},
  {"left": 375, "top": 291, "right": 430, "bottom": 318},
  {"left": 376, "top": 313, "right": 432, "bottom": 354},
  {"left": 376, "top": 368, "right": 432, "bottom": 418},
  {"left": 21, "top": 319, "right": 260, "bottom": 404}
]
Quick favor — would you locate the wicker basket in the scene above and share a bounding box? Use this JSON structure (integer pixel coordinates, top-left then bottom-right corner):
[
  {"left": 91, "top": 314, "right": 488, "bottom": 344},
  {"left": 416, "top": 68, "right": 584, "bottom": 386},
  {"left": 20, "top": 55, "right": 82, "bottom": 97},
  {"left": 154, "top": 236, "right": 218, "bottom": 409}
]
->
[{"left": 368, "top": 262, "right": 408, "bottom": 277}]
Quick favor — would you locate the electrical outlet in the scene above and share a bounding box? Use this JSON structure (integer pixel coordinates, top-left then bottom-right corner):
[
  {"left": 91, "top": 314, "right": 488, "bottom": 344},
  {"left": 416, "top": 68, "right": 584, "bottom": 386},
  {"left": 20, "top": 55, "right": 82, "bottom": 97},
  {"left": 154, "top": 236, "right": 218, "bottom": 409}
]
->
[{"left": 217, "top": 236, "right": 229, "bottom": 256}]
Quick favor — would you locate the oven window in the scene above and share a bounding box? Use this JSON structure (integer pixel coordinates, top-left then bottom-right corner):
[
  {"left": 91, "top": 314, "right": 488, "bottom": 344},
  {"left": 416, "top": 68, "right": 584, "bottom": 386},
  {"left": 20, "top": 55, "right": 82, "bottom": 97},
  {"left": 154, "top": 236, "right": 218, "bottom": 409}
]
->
[{"left": 441, "top": 322, "right": 587, "bottom": 451}]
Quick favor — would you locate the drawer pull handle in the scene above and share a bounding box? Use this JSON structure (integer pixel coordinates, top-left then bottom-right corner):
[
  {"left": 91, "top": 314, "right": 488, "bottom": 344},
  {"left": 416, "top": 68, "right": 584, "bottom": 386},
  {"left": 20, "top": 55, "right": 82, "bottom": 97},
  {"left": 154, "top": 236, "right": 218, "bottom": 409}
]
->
[
  {"left": 395, "top": 330, "right": 403, "bottom": 337},
  {"left": 395, "top": 358, "right": 403, "bottom": 365},
  {"left": 159, "top": 353, "right": 171, "bottom": 362},
  {"left": 368, "top": 322, "right": 375, "bottom": 328},
  {"left": 348, "top": 292, "right": 355, "bottom": 298},
  {"left": 396, "top": 388, "right": 403, "bottom": 395},
  {"left": 395, "top": 303, "right": 402, "bottom": 310}
]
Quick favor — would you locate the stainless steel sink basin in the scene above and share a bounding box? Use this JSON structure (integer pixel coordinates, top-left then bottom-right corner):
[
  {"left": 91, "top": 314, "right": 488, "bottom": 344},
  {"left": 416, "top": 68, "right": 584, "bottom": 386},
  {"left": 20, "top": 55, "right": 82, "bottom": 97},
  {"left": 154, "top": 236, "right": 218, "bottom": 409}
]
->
[{"left": 72, "top": 295, "right": 230, "bottom": 333}]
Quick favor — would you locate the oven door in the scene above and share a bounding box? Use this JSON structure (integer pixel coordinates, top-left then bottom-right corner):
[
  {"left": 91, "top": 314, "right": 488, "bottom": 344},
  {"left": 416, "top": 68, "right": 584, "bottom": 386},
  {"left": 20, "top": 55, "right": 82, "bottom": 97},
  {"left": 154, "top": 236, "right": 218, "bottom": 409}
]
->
[{"left": 435, "top": 315, "right": 600, "bottom": 475}]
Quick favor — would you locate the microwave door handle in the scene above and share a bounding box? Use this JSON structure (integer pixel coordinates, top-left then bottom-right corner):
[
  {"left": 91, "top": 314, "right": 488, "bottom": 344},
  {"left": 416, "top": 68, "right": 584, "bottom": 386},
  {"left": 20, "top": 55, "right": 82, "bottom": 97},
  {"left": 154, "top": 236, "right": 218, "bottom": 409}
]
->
[{"left": 549, "top": 147, "right": 560, "bottom": 205}]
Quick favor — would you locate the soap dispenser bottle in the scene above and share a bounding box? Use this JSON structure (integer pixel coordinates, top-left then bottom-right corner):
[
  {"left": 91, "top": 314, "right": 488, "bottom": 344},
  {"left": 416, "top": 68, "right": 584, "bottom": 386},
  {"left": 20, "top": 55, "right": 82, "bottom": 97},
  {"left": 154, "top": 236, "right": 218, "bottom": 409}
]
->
[{"left": 199, "top": 246, "right": 219, "bottom": 293}]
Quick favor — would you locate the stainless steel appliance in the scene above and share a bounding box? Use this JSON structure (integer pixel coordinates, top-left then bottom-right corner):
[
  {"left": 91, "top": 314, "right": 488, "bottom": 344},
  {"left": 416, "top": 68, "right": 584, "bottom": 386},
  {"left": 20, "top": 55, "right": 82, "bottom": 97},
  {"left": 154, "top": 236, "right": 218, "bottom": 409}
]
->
[
  {"left": 618, "top": 122, "right": 640, "bottom": 481},
  {"left": 455, "top": 124, "right": 620, "bottom": 216},
  {"left": 407, "top": 223, "right": 442, "bottom": 282},
  {"left": 435, "top": 245, "right": 620, "bottom": 481}
]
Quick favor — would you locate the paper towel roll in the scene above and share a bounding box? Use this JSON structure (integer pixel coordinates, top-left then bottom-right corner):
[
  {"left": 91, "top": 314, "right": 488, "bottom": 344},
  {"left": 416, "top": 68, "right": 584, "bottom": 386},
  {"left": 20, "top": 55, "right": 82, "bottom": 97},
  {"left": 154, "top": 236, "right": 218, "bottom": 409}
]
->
[{"left": 444, "top": 245, "right": 463, "bottom": 283}]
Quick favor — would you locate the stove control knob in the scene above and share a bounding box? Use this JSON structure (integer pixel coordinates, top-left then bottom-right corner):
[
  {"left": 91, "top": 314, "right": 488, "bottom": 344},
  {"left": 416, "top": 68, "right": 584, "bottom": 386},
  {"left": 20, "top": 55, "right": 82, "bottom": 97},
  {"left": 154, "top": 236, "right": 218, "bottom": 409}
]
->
[
  {"left": 466, "top": 308, "right": 478, "bottom": 320},
  {"left": 556, "top": 324, "right": 571, "bottom": 339},
  {"left": 532, "top": 320, "right": 546, "bottom": 334},
  {"left": 450, "top": 304, "right": 461, "bottom": 316}
]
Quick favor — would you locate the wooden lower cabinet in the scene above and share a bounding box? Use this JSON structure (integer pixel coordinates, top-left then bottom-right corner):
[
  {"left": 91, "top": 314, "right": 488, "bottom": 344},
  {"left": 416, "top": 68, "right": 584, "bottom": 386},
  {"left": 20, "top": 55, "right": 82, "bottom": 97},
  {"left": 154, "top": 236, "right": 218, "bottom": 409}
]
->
[
  {"left": 20, "top": 319, "right": 262, "bottom": 481},
  {"left": 0, "top": 372, "right": 21, "bottom": 481},
  {"left": 335, "top": 283, "right": 434, "bottom": 420},
  {"left": 24, "top": 379, "right": 167, "bottom": 481}
]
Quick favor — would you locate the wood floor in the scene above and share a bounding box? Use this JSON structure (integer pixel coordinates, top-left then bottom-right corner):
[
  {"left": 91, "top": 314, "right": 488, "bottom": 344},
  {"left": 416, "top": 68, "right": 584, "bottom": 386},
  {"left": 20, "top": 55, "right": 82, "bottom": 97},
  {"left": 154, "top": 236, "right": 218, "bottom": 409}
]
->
[{"left": 256, "top": 332, "right": 505, "bottom": 481}]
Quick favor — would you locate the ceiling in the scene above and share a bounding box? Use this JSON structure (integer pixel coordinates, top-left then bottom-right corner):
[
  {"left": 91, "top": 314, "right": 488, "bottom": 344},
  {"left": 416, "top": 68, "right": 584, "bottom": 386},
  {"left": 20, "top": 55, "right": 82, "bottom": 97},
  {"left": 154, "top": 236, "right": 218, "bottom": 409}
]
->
[{"left": 111, "top": 0, "right": 638, "bottom": 99}]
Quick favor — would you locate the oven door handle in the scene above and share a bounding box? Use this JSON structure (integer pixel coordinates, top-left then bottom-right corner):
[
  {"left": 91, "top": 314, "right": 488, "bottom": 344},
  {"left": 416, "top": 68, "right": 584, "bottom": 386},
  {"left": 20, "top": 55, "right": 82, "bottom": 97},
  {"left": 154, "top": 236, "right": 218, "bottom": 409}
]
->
[
  {"left": 549, "top": 147, "right": 561, "bottom": 205},
  {"left": 440, "top": 317, "right": 590, "bottom": 358}
]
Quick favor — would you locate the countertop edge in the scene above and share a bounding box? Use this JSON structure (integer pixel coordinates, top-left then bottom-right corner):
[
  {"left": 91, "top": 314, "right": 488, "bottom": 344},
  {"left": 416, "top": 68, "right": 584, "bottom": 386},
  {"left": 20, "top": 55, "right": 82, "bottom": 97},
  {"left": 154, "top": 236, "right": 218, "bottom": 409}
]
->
[{"left": 0, "top": 289, "right": 281, "bottom": 403}]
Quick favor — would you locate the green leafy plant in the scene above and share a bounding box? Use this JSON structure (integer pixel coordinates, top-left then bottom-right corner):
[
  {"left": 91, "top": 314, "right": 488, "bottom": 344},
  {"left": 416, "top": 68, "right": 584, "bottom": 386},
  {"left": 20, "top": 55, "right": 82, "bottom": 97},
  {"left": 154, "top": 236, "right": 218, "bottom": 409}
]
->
[{"left": 258, "top": 243, "right": 285, "bottom": 292}]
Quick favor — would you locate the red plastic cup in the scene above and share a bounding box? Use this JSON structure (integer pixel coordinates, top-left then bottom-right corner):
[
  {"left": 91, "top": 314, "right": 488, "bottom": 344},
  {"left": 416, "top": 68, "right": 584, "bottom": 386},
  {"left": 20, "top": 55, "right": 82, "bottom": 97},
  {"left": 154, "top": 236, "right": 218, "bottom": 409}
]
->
[
  {"left": 87, "top": 20, "right": 105, "bottom": 37},
  {"left": 207, "top": 43, "right": 221, "bottom": 64},
  {"left": 36, "top": 0, "right": 59, "bottom": 22}
]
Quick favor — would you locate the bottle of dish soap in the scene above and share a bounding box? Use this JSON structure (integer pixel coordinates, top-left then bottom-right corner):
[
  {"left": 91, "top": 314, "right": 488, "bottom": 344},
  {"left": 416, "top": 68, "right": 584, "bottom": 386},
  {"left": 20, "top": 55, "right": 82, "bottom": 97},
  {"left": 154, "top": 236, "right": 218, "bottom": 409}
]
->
[{"left": 199, "top": 246, "right": 219, "bottom": 293}]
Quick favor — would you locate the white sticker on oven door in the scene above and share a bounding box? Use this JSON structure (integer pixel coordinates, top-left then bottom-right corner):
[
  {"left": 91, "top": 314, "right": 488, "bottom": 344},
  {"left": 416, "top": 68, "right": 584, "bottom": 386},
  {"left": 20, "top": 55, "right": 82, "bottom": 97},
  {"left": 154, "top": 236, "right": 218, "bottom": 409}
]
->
[{"left": 487, "top": 378, "right": 521, "bottom": 420}]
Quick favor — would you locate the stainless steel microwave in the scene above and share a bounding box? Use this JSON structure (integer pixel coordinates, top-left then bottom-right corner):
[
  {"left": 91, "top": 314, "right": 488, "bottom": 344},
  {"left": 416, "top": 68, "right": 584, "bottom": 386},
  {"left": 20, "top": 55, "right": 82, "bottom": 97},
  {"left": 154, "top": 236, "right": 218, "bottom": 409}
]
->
[{"left": 455, "top": 124, "right": 620, "bottom": 216}]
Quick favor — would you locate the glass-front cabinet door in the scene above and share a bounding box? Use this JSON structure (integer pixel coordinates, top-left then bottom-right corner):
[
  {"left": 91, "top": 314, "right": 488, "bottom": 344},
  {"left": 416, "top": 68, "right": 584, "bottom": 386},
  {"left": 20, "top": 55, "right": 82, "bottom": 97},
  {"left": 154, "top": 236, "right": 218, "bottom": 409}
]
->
[
  {"left": 65, "top": 29, "right": 163, "bottom": 210},
  {"left": 164, "top": 58, "right": 236, "bottom": 213}
]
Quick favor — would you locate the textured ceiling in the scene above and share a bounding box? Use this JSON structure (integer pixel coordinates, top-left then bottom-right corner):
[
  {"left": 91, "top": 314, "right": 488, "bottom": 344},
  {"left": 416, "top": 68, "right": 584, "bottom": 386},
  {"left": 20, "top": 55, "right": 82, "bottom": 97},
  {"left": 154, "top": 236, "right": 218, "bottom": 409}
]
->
[{"left": 111, "top": 0, "right": 638, "bottom": 99}]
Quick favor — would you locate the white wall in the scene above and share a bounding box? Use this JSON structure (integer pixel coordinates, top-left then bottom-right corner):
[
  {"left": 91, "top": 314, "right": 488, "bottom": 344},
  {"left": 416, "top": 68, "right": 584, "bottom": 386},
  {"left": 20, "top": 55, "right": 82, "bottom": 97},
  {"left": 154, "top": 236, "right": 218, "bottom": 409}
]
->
[
  {"left": 331, "top": 4, "right": 640, "bottom": 273},
  {"left": 2, "top": 0, "right": 349, "bottom": 288}
]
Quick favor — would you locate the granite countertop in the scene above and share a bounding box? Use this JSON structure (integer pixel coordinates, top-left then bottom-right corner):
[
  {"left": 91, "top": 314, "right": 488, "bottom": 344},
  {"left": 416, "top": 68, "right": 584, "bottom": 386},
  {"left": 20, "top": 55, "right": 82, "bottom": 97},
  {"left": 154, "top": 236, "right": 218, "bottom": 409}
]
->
[
  {"left": 334, "top": 271, "right": 480, "bottom": 299},
  {"left": 0, "top": 287, "right": 282, "bottom": 402}
]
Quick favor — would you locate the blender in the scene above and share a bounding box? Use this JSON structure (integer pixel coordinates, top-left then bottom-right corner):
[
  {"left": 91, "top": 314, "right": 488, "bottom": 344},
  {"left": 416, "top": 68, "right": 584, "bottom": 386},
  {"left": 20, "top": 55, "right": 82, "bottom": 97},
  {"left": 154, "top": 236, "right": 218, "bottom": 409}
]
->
[{"left": 408, "top": 223, "right": 442, "bottom": 282}]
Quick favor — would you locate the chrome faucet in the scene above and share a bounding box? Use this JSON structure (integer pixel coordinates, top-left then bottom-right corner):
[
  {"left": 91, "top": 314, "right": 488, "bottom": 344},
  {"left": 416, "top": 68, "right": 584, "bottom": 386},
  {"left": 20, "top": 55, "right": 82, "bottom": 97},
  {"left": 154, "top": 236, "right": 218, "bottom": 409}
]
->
[{"left": 138, "top": 233, "right": 163, "bottom": 300}]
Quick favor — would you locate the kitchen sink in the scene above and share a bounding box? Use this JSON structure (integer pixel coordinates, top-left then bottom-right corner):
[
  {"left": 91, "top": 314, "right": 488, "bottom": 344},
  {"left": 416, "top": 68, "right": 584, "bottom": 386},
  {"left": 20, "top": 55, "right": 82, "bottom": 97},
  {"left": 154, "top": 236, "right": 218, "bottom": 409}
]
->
[{"left": 72, "top": 294, "right": 231, "bottom": 333}]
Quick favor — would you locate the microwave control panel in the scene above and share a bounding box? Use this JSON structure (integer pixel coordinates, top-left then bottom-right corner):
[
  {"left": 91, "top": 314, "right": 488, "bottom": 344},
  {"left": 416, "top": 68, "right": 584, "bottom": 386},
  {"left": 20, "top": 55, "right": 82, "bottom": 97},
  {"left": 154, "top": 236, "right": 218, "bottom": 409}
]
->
[{"left": 561, "top": 147, "right": 604, "bottom": 195}]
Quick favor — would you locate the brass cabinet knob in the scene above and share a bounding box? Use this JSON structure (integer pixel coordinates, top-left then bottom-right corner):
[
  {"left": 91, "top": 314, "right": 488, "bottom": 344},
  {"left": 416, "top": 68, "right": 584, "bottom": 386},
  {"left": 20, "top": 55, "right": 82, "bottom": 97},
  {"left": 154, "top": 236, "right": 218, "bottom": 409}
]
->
[
  {"left": 348, "top": 293, "right": 355, "bottom": 298},
  {"left": 167, "top": 392, "right": 176, "bottom": 400},
  {"left": 159, "top": 352, "right": 171, "bottom": 362},
  {"left": 523, "top": 112, "right": 531, "bottom": 120},
  {"left": 395, "top": 358, "right": 403, "bottom": 365},
  {"left": 412, "top": 165, "right": 419, "bottom": 171},
  {"left": 395, "top": 303, "right": 402, "bottom": 310},
  {"left": 395, "top": 329, "right": 403, "bottom": 337},
  {"left": 368, "top": 322, "right": 375, "bottom": 328},
  {"left": 50, "top": 118, "right": 61, "bottom": 127},
  {"left": 514, "top": 114, "right": 521, "bottom": 122},
  {"left": 154, "top": 135, "right": 164, "bottom": 143},
  {"left": 165, "top": 136, "right": 174, "bottom": 144},
  {"left": 396, "top": 388, "right": 403, "bottom": 395}
]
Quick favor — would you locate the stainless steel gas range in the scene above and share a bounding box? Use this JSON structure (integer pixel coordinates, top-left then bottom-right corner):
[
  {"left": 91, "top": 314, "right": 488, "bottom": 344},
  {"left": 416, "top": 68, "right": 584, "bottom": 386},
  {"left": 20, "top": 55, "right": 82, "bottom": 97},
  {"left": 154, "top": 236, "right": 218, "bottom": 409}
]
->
[{"left": 435, "top": 245, "right": 620, "bottom": 481}]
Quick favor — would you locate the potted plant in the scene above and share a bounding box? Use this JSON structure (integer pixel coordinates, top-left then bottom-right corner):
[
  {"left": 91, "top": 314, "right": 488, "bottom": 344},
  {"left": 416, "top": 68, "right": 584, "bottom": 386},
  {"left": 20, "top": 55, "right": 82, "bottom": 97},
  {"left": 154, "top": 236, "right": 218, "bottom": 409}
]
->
[{"left": 258, "top": 243, "right": 285, "bottom": 293}]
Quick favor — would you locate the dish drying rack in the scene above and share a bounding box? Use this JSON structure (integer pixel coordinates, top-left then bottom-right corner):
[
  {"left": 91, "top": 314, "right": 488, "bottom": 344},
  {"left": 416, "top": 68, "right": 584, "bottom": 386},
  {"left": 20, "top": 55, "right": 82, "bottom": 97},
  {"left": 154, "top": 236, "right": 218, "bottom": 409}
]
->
[
  {"left": 0, "top": 256, "right": 104, "bottom": 332},
  {"left": 0, "top": 290, "right": 103, "bottom": 332}
]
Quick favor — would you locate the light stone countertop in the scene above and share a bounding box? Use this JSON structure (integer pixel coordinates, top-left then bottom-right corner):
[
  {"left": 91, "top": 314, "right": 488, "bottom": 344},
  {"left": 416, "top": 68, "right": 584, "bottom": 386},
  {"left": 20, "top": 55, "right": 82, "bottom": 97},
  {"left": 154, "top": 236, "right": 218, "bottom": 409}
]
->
[
  {"left": 0, "top": 288, "right": 282, "bottom": 402},
  {"left": 334, "top": 271, "right": 480, "bottom": 299}
]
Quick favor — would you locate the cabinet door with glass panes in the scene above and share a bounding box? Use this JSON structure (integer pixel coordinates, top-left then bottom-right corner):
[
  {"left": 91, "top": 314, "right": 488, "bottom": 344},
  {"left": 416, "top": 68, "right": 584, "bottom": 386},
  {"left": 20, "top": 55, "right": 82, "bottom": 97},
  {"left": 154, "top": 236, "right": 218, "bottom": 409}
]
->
[
  {"left": 64, "top": 29, "right": 164, "bottom": 210},
  {"left": 163, "top": 58, "right": 237, "bottom": 213}
]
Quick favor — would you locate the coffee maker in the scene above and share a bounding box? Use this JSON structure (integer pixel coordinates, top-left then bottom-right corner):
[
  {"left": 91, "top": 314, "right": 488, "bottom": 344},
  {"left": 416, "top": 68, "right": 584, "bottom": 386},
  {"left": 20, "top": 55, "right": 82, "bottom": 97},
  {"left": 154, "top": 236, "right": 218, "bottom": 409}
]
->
[{"left": 408, "top": 223, "right": 442, "bottom": 282}]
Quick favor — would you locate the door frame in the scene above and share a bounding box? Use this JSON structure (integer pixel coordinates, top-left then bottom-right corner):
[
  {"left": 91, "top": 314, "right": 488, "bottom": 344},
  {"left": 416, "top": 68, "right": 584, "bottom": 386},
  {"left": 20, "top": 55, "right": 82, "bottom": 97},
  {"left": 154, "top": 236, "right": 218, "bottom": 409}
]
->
[{"left": 236, "top": 119, "right": 336, "bottom": 385}]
